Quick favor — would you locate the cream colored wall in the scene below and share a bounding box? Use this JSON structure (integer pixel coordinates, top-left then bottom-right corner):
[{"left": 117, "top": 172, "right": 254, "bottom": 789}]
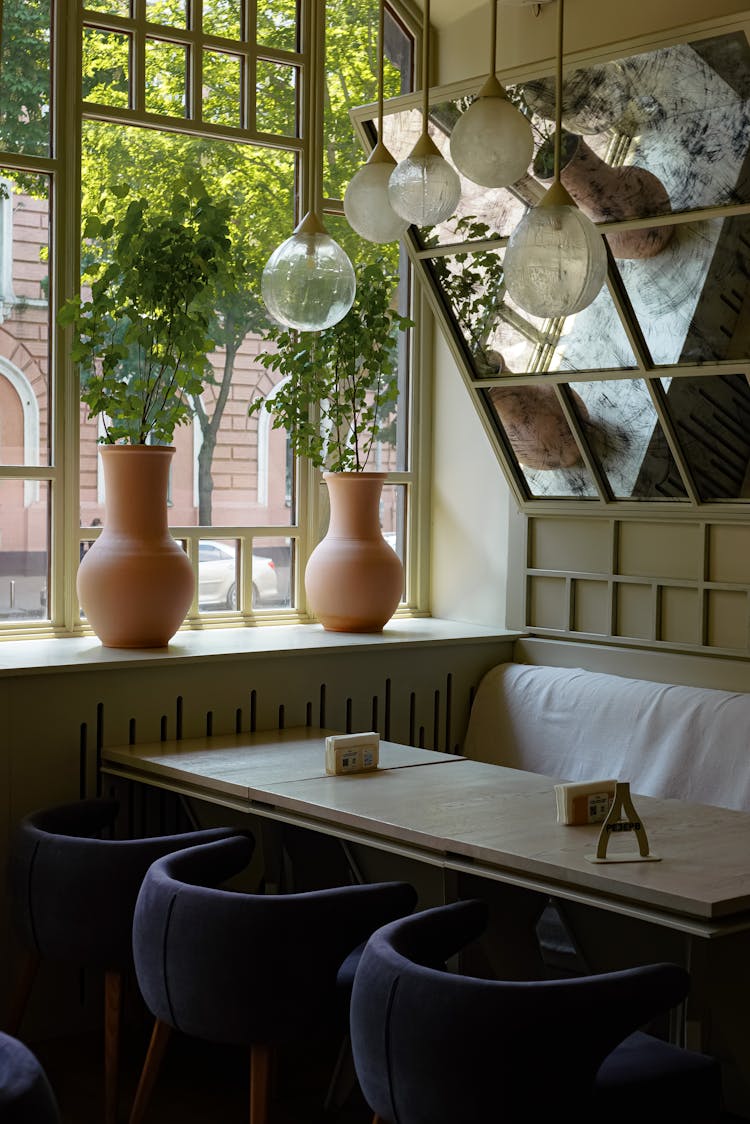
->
[
  {"left": 428, "top": 0, "right": 750, "bottom": 651},
  {"left": 436, "top": 0, "right": 750, "bottom": 84},
  {"left": 429, "top": 332, "right": 509, "bottom": 625}
]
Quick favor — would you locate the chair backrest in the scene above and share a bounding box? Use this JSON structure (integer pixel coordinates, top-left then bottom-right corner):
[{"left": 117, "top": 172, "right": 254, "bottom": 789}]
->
[
  {"left": 0, "top": 1032, "right": 61, "bottom": 1123},
  {"left": 350, "top": 900, "right": 692, "bottom": 1124},
  {"left": 132, "top": 834, "right": 418, "bottom": 1046},
  {"left": 8, "top": 798, "right": 245, "bottom": 967}
]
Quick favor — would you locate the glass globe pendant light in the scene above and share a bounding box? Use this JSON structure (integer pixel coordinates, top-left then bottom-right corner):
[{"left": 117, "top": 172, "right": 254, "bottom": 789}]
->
[
  {"left": 343, "top": 0, "right": 408, "bottom": 243},
  {"left": 449, "top": 0, "right": 534, "bottom": 188},
  {"left": 261, "top": 0, "right": 355, "bottom": 331},
  {"left": 388, "top": 0, "right": 461, "bottom": 227},
  {"left": 503, "top": 0, "right": 607, "bottom": 318}
]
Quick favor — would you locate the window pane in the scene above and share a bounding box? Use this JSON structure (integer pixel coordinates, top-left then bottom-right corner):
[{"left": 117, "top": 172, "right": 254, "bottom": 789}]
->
[
  {"left": 0, "top": 479, "right": 49, "bottom": 621},
  {"left": 256, "top": 61, "right": 297, "bottom": 136},
  {"left": 0, "top": 171, "right": 50, "bottom": 467},
  {"left": 203, "top": 0, "right": 242, "bottom": 40},
  {"left": 0, "top": 0, "right": 51, "bottom": 157},
  {"left": 82, "top": 27, "right": 131, "bottom": 108},
  {"left": 145, "top": 39, "right": 187, "bottom": 116},
  {"left": 256, "top": 0, "right": 298, "bottom": 53},
  {"left": 79, "top": 122, "right": 297, "bottom": 530},
  {"left": 203, "top": 50, "right": 242, "bottom": 127},
  {"left": 85, "top": 0, "right": 130, "bottom": 15},
  {"left": 145, "top": 0, "right": 186, "bottom": 29},
  {"left": 325, "top": 0, "right": 407, "bottom": 202}
]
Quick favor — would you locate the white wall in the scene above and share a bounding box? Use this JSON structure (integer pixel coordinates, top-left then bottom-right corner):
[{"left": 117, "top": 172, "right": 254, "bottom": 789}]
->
[{"left": 430, "top": 330, "right": 511, "bottom": 626}]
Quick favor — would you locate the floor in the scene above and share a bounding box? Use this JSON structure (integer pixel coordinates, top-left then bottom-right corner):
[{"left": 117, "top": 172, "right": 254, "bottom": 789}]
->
[{"left": 32, "top": 1021, "right": 373, "bottom": 1124}]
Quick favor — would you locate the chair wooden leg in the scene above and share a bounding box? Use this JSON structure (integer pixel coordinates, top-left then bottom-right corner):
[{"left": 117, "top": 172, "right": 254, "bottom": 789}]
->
[
  {"left": 128, "top": 1018, "right": 172, "bottom": 1124},
  {"left": 5, "top": 950, "right": 39, "bottom": 1036},
  {"left": 249, "top": 1043, "right": 273, "bottom": 1124},
  {"left": 104, "top": 968, "right": 122, "bottom": 1124}
]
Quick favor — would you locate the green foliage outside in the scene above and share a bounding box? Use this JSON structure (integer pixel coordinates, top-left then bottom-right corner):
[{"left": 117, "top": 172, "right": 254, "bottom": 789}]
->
[
  {"left": 0, "top": 0, "right": 51, "bottom": 176},
  {"left": 2, "top": 0, "right": 410, "bottom": 512},
  {"left": 249, "top": 258, "right": 412, "bottom": 472},
  {"left": 57, "top": 183, "right": 232, "bottom": 445}
]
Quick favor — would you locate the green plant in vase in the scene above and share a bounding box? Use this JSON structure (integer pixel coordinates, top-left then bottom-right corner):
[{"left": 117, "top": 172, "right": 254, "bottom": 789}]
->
[
  {"left": 56, "top": 180, "right": 233, "bottom": 649},
  {"left": 58, "top": 179, "right": 232, "bottom": 445},
  {"left": 249, "top": 256, "right": 413, "bottom": 633},
  {"left": 250, "top": 256, "right": 412, "bottom": 471}
]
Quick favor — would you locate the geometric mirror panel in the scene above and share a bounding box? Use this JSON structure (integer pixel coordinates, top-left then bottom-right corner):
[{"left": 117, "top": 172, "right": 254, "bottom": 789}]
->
[
  {"left": 568, "top": 379, "right": 687, "bottom": 500},
  {"left": 658, "top": 373, "right": 750, "bottom": 500},
  {"left": 485, "top": 387, "right": 599, "bottom": 498},
  {"left": 381, "top": 25, "right": 750, "bottom": 506}
]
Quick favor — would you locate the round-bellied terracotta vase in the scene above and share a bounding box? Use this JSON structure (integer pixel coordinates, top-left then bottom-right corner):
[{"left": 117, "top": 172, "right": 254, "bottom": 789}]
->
[
  {"left": 534, "top": 131, "right": 674, "bottom": 260},
  {"left": 77, "top": 445, "right": 195, "bottom": 648},
  {"left": 304, "top": 472, "right": 403, "bottom": 633}
]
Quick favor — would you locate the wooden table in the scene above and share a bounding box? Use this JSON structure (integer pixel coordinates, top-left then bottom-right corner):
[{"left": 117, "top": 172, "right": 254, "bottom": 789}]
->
[{"left": 102, "top": 727, "right": 750, "bottom": 1116}]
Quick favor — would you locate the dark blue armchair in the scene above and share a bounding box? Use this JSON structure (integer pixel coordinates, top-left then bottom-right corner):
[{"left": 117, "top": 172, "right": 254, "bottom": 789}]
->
[
  {"left": 0, "top": 1031, "right": 60, "bottom": 1123},
  {"left": 7, "top": 797, "right": 246, "bottom": 1124},
  {"left": 129, "top": 833, "right": 418, "bottom": 1124},
  {"left": 350, "top": 899, "right": 723, "bottom": 1123}
]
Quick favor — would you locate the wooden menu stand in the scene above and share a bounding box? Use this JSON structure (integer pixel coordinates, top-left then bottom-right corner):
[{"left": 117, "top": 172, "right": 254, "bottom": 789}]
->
[{"left": 585, "top": 781, "right": 661, "bottom": 864}]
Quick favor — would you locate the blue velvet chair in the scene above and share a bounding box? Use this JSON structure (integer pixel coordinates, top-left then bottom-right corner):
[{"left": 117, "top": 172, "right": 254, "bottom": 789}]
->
[
  {"left": 350, "top": 899, "right": 723, "bottom": 1124},
  {"left": 6, "top": 798, "right": 247, "bottom": 1124},
  {"left": 129, "top": 833, "right": 418, "bottom": 1124},
  {"left": 0, "top": 1032, "right": 60, "bottom": 1123}
]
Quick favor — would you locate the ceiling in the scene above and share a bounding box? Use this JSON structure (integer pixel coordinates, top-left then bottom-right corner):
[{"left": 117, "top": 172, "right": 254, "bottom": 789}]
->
[{"left": 428, "top": 0, "right": 548, "bottom": 30}]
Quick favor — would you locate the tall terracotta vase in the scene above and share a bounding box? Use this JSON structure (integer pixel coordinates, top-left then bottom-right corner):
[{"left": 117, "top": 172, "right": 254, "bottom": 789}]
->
[
  {"left": 77, "top": 445, "right": 195, "bottom": 648},
  {"left": 535, "top": 132, "right": 674, "bottom": 260},
  {"left": 305, "top": 472, "right": 404, "bottom": 633}
]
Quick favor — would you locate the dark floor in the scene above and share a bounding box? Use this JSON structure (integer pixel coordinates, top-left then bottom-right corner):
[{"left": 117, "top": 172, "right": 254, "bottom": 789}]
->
[{"left": 32, "top": 1022, "right": 373, "bottom": 1124}]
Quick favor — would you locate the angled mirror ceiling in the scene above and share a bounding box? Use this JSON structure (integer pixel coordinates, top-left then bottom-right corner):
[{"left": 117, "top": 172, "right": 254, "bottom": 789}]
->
[{"left": 364, "top": 25, "right": 750, "bottom": 505}]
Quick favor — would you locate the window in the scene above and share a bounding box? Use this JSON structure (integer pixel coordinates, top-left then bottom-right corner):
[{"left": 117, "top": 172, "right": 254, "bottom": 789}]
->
[{"left": 0, "top": 0, "right": 417, "bottom": 634}]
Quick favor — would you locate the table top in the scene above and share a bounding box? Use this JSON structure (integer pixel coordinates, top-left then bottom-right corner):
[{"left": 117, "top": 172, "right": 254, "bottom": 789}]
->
[
  {"left": 103, "top": 726, "right": 462, "bottom": 801},
  {"left": 102, "top": 728, "right": 750, "bottom": 934}
]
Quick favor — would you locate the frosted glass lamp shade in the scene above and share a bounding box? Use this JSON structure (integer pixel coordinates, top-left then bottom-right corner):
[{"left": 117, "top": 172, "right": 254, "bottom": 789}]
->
[
  {"left": 388, "top": 136, "right": 461, "bottom": 227},
  {"left": 344, "top": 152, "right": 409, "bottom": 244},
  {"left": 450, "top": 82, "right": 534, "bottom": 188},
  {"left": 262, "top": 220, "right": 356, "bottom": 332},
  {"left": 503, "top": 198, "right": 608, "bottom": 318}
]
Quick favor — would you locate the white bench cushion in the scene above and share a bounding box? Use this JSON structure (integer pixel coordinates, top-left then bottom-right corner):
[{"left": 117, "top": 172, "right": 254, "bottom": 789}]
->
[{"left": 464, "top": 662, "right": 750, "bottom": 811}]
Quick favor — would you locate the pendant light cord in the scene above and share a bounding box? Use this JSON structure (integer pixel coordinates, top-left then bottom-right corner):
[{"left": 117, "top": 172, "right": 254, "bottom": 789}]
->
[
  {"left": 377, "top": 0, "right": 385, "bottom": 141},
  {"left": 307, "top": 0, "right": 325, "bottom": 217},
  {"left": 552, "top": 0, "right": 564, "bottom": 184},
  {"left": 421, "top": 0, "right": 430, "bottom": 132},
  {"left": 489, "top": 0, "right": 496, "bottom": 78}
]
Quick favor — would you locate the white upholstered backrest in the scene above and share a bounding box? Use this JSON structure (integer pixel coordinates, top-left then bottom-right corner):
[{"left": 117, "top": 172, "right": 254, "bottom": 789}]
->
[{"left": 464, "top": 662, "right": 750, "bottom": 811}]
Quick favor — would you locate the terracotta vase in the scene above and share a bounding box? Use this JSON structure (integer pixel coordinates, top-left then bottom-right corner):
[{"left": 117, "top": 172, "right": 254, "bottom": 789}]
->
[
  {"left": 305, "top": 472, "right": 403, "bottom": 633},
  {"left": 535, "top": 132, "right": 674, "bottom": 260},
  {"left": 77, "top": 445, "right": 195, "bottom": 648}
]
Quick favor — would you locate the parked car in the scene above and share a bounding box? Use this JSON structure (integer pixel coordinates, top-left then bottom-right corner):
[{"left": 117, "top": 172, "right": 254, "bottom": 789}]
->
[{"left": 198, "top": 540, "right": 278, "bottom": 610}]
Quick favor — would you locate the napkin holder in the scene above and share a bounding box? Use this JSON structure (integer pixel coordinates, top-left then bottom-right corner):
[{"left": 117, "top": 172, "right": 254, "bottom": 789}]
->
[{"left": 585, "top": 781, "right": 660, "bottom": 864}]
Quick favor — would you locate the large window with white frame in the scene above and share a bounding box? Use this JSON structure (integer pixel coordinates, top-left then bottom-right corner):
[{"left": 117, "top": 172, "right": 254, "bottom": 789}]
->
[{"left": 0, "top": 0, "right": 417, "bottom": 634}]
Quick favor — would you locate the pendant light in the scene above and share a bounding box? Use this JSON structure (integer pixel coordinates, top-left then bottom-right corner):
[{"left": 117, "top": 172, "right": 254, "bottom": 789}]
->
[
  {"left": 343, "top": 0, "right": 408, "bottom": 243},
  {"left": 261, "top": 0, "right": 355, "bottom": 332},
  {"left": 503, "top": 0, "right": 607, "bottom": 318},
  {"left": 449, "top": 0, "right": 534, "bottom": 188},
  {"left": 388, "top": 0, "right": 461, "bottom": 227}
]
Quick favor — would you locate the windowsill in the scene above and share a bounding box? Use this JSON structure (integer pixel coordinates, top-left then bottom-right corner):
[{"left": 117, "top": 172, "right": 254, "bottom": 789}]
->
[{"left": 0, "top": 617, "right": 521, "bottom": 677}]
